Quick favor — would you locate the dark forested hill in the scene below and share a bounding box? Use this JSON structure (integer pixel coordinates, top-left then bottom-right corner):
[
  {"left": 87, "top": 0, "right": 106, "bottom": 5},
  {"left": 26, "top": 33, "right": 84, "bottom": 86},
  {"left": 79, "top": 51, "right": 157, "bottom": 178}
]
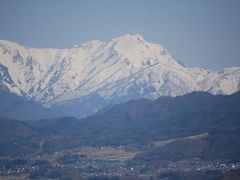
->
[
  {"left": 0, "top": 91, "right": 240, "bottom": 161},
  {"left": 78, "top": 91, "right": 240, "bottom": 146},
  {"left": 0, "top": 88, "right": 64, "bottom": 121}
]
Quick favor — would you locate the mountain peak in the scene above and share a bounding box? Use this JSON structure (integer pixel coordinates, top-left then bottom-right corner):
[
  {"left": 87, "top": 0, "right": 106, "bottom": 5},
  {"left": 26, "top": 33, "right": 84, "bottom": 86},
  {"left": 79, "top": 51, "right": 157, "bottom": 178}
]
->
[
  {"left": 113, "top": 33, "right": 145, "bottom": 43},
  {"left": 132, "top": 33, "right": 145, "bottom": 40}
]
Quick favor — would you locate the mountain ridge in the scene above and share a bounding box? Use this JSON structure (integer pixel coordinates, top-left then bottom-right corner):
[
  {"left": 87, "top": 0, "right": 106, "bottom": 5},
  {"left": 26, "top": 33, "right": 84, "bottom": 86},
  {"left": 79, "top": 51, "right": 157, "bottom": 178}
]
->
[{"left": 0, "top": 34, "right": 240, "bottom": 118}]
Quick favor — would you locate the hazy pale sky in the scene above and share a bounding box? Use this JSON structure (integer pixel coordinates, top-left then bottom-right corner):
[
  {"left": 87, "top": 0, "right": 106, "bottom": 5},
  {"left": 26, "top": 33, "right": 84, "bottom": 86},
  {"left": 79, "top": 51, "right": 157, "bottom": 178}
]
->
[{"left": 0, "top": 0, "right": 239, "bottom": 70}]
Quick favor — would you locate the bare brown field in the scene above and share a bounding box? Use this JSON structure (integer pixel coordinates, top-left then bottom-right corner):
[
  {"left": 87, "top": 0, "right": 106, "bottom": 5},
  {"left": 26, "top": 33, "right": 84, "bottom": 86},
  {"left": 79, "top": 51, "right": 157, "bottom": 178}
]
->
[
  {"left": 0, "top": 174, "right": 29, "bottom": 180},
  {"left": 80, "top": 146, "right": 139, "bottom": 161},
  {"left": 152, "top": 132, "right": 208, "bottom": 147}
]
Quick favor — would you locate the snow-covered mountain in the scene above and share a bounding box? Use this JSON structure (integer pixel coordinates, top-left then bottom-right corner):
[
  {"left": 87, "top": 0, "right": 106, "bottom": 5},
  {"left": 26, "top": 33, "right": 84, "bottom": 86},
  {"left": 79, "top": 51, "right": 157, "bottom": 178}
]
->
[{"left": 0, "top": 34, "right": 240, "bottom": 118}]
